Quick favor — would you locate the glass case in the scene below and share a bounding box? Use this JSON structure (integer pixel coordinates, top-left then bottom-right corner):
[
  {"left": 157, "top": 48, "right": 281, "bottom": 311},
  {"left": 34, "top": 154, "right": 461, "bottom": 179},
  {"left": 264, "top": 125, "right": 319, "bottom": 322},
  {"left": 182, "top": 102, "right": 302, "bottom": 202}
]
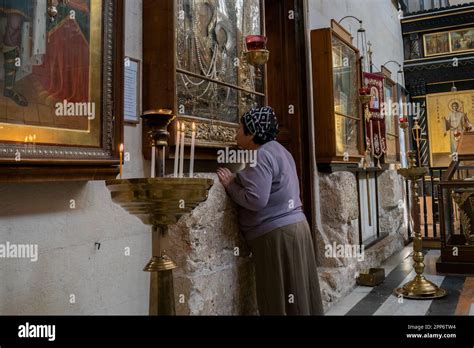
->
[
  {"left": 383, "top": 77, "right": 400, "bottom": 163},
  {"left": 311, "top": 23, "right": 363, "bottom": 163},
  {"left": 437, "top": 131, "right": 474, "bottom": 273},
  {"left": 332, "top": 36, "right": 361, "bottom": 156}
]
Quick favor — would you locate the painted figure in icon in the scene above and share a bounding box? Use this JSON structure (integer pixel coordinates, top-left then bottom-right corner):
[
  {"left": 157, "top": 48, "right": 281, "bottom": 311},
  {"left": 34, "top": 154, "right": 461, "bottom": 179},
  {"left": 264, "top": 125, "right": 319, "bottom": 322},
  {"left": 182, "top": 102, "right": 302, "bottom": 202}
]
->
[
  {"left": 0, "top": 0, "right": 90, "bottom": 111},
  {"left": 444, "top": 100, "right": 472, "bottom": 152},
  {"left": 0, "top": 0, "right": 38, "bottom": 106},
  {"left": 369, "top": 86, "right": 380, "bottom": 110}
]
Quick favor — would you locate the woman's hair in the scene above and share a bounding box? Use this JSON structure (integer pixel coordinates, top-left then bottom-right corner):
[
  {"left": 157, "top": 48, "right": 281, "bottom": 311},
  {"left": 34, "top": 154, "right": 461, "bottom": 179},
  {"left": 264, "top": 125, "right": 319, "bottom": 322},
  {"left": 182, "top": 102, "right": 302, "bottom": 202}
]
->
[{"left": 240, "top": 106, "right": 279, "bottom": 145}]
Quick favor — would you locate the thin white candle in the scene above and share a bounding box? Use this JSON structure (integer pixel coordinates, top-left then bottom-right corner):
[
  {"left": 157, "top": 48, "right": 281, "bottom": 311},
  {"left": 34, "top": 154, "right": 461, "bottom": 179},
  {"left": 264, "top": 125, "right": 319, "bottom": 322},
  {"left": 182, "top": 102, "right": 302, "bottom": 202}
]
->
[
  {"left": 189, "top": 122, "right": 196, "bottom": 177},
  {"left": 174, "top": 121, "right": 180, "bottom": 177},
  {"left": 179, "top": 123, "right": 185, "bottom": 178},
  {"left": 151, "top": 145, "right": 156, "bottom": 178}
]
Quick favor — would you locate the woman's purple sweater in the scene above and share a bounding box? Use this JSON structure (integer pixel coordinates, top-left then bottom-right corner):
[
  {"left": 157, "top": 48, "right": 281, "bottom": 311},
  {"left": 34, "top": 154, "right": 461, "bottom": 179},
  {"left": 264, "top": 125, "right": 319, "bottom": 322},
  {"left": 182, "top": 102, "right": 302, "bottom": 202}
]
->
[{"left": 226, "top": 141, "right": 306, "bottom": 241}]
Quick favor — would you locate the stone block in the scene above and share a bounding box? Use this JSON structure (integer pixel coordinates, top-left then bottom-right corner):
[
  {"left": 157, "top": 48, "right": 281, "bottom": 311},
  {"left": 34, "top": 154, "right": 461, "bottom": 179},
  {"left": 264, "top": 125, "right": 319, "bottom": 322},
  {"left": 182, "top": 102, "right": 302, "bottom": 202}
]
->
[
  {"left": 319, "top": 172, "right": 359, "bottom": 225},
  {"left": 167, "top": 174, "right": 257, "bottom": 315}
]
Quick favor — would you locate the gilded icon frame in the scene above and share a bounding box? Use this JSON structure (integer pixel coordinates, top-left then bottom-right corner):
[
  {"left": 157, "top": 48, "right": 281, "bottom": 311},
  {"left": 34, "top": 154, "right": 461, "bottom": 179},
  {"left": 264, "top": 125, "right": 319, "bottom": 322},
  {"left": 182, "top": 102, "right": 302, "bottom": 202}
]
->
[{"left": 0, "top": 0, "right": 124, "bottom": 181}]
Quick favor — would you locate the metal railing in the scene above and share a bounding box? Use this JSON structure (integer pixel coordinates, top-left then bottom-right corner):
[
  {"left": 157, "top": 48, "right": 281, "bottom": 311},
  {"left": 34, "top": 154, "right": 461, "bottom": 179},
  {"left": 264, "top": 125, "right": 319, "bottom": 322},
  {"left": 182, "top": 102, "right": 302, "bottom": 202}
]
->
[{"left": 408, "top": 167, "right": 448, "bottom": 246}]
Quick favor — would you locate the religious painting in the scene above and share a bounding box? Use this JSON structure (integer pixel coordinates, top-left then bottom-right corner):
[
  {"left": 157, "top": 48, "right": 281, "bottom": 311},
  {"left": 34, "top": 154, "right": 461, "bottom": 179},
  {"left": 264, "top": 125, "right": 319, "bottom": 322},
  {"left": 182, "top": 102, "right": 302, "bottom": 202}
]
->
[
  {"left": 0, "top": 0, "right": 123, "bottom": 170},
  {"left": 365, "top": 73, "right": 383, "bottom": 113},
  {"left": 427, "top": 90, "right": 474, "bottom": 167},
  {"left": 383, "top": 78, "right": 399, "bottom": 163},
  {"left": 423, "top": 32, "right": 450, "bottom": 57},
  {"left": 175, "top": 0, "right": 265, "bottom": 147},
  {"left": 332, "top": 34, "right": 360, "bottom": 157},
  {"left": 363, "top": 72, "right": 386, "bottom": 165},
  {"left": 450, "top": 28, "right": 474, "bottom": 53}
]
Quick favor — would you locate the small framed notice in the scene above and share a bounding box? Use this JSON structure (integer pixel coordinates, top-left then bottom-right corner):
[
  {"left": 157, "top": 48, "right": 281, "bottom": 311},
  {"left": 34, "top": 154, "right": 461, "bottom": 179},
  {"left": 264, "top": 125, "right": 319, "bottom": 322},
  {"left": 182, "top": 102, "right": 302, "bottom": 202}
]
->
[{"left": 124, "top": 57, "right": 141, "bottom": 124}]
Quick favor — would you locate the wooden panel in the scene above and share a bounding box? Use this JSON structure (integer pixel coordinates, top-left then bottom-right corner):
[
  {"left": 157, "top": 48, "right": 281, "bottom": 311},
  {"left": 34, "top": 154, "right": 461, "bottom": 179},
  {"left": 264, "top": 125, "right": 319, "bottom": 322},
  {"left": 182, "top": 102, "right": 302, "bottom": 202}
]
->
[
  {"left": 142, "top": 0, "right": 176, "bottom": 113},
  {"left": 458, "top": 131, "right": 474, "bottom": 156},
  {"left": 265, "top": 0, "right": 312, "bottom": 220},
  {"left": 142, "top": 0, "right": 176, "bottom": 159},
  {"left": 330, "top": 19, "right": 353, "bottom": 44},
  {"left": 0, "top": 166, "right": 119, "bottom": 183},
  {"left": 311, "top": 28, "right": 336, "bottom": 160}
]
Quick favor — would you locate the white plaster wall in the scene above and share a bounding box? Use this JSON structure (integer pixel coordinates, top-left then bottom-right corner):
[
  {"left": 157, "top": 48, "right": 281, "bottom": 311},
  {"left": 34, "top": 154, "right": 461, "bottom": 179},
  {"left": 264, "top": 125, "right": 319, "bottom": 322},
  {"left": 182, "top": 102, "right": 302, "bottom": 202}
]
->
[
  {"left": 0, "top": 0, "right": 151, "bottom": 315},
  {"left": 308, "top": 0, "right": 405, "bottom": 78}
]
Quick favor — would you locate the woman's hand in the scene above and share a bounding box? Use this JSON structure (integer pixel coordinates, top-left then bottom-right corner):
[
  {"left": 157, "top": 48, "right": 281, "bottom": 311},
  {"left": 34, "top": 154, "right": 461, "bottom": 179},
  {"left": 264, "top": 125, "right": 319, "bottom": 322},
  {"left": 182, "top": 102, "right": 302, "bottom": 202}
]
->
[{"left": 217, "top": 168, "right": 235, "bottom": 188}]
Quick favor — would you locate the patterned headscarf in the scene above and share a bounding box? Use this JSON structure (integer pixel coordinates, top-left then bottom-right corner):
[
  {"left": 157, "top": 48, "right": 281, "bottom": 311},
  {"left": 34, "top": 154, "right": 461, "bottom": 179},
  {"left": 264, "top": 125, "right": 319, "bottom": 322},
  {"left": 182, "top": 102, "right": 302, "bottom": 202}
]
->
[{"left": 241, "top": 106, "right": 279, "bottom": 142}]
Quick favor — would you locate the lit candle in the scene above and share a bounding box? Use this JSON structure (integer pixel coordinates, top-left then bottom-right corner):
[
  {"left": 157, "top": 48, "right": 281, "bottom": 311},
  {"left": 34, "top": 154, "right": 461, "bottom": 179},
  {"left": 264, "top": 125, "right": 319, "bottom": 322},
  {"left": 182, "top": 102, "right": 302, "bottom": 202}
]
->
[
  {"left": 179, "top": 122, "right": 185, "bottom": 178},
  {"left": 151, "top": 145, "right": 156, "bottom": 178},
  {"left": 119, "top": 143, "right": 124, "bottom": 179},
  {"left": 189, "top": 122, "right": 196, "bottom": 177},
  {"left": 174, "top": 121, "right": 180, "bottom": 177}
]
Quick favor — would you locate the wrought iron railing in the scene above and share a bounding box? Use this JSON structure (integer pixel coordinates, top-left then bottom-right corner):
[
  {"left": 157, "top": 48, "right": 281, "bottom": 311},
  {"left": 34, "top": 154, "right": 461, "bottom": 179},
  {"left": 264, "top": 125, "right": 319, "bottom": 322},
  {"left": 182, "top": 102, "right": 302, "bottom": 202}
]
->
[{"left": 408, "top": 167, "right": 448, "bottom": 245}]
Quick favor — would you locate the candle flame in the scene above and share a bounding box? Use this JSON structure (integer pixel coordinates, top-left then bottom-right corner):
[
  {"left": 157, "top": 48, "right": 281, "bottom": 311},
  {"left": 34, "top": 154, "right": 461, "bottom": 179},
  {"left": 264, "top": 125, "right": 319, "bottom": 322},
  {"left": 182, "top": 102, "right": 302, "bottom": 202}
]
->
[
  {"left": 181, "top": 123, "right": 185, "bottom": 131},
  {"left": 119, "top": 143, "right": 124, "bottom": 152},
  {"left": 192, "top": 122, "right": 196, "bottom": 131}
]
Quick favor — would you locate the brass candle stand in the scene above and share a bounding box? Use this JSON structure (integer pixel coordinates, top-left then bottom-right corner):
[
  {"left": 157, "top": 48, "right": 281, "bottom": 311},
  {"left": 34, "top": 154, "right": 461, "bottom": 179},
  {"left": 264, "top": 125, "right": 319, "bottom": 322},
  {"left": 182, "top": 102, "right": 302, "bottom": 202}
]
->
[
  {"left": 106, "top": 110, "right": 213, "bottom": 315},
  {"left": 395, "top": 151, "right": 447, "bottom": 299}
]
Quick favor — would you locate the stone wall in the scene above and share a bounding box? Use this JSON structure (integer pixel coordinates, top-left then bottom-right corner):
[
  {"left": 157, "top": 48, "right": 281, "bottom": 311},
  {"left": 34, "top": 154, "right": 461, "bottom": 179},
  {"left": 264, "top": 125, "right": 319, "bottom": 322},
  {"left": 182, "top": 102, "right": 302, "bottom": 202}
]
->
[
  {"left": 168, "top": 174, "right": 258, "bottom": 315},
  {"left": 315, "top": 170, "right": 406, "bottom": 311}
]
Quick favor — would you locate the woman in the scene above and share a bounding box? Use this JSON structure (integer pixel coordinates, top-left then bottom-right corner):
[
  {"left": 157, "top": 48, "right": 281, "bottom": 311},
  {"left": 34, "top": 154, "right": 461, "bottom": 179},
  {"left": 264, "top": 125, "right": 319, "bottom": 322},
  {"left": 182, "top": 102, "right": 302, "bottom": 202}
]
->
[{"left": 217, "top": 106, "right": 323, "bottom": 316}]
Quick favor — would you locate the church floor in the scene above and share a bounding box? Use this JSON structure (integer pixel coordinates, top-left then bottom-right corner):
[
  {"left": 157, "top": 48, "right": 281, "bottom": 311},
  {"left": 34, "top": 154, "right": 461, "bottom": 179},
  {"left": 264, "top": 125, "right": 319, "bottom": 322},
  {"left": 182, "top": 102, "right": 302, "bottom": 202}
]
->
[{"left": 326, "top": 245, "right": 474, "bottom": 316}]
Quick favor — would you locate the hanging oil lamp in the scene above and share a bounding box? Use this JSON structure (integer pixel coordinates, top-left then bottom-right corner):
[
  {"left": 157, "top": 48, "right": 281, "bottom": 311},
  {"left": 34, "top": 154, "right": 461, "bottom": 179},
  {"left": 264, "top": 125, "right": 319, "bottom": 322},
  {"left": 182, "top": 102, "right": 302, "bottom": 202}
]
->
[
  {"left": 244, "top": 35, "right": 270, "bottom": 66},
  {"left": 399, "top": 115, "right": 409, "bottom": 129}
]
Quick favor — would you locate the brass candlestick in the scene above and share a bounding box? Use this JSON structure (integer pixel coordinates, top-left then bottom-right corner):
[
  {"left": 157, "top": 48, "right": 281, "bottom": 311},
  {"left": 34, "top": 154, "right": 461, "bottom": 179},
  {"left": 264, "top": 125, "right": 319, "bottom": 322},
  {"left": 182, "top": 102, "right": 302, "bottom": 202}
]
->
[
  {"left": 412, "top": 119, "right": 422, "bottom": 166},
  {"left": 395, "top": 151, "right": 447, "bottom": 299},
  {"left": 106, "top": 110, "right": 213, "bottom": 315},
  {"left": 142, "top": 109, "right": 175, "bottom": 178}
]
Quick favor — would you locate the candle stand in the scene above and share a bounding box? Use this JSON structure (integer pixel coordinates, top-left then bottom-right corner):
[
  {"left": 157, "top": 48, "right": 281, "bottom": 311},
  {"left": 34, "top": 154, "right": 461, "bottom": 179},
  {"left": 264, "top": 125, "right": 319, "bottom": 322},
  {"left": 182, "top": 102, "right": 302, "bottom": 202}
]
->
[
  {"left": 106, "top": 110, "right": 213, "bottom": 315},
  {"left": 395, "top": 151, "right": 447, "bottom": 299}
]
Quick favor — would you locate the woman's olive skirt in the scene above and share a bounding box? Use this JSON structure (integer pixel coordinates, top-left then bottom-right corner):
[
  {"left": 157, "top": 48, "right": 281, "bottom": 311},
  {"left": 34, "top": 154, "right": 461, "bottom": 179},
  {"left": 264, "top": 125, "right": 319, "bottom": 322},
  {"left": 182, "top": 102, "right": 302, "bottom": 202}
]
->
[{"left": 247, "top": 220, "right": 324, "bottom": 315}]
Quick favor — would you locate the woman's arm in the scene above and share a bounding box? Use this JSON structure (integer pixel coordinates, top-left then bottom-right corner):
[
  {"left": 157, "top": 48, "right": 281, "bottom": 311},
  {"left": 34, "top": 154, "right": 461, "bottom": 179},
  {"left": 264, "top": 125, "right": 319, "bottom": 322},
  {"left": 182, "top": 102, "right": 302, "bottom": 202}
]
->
[{"left": 220, "top": 151, "right": 273, "bottom": 211}]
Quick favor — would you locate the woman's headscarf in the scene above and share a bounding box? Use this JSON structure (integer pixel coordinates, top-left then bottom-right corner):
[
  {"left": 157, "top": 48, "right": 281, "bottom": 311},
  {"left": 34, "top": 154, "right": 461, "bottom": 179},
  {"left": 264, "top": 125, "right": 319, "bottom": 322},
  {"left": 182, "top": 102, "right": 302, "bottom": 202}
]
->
[{"left": 241, "top": 106, "right": 279, "bottom": 142}]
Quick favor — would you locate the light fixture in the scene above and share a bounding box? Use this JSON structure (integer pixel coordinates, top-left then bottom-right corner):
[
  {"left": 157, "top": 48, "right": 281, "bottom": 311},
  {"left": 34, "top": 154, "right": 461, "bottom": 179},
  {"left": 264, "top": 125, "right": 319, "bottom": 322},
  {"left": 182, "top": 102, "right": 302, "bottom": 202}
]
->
[
  {"left": 451, "top": 82, "right": 457, "bottom": 93},
  {"left": 382, "top": 60, "right": 404, "bottom": 75},
  {"left": 244, "top": 35, "right": 270, "bottom": 67},
  {"left": 382, "top": 60, "right": 405, "bottom": 95},
  {"left": 338, "top": 16, "right": 369, "bottom": 72}
]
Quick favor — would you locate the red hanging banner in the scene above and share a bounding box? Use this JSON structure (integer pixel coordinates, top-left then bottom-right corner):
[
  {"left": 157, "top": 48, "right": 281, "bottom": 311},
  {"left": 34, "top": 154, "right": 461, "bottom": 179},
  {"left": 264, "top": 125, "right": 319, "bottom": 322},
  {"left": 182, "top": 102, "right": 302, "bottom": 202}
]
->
[{"left": 363, "top": 72, "right": 386, "bottom": 166}]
